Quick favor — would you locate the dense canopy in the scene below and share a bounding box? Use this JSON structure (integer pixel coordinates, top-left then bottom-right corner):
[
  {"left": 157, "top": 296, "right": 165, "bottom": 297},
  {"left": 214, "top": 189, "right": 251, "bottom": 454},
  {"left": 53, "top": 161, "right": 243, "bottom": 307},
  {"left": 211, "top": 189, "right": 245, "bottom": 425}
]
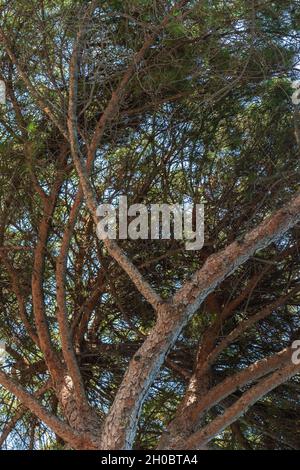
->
[{"left": 0, "top": 0, "right": 300, "bottom": 450}]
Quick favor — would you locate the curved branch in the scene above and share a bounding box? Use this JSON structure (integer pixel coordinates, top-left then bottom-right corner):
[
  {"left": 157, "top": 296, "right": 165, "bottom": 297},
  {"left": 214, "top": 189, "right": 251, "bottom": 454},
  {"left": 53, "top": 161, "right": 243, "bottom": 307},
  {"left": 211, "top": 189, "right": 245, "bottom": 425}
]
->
[
  {"left": 0, "top": 371, "right": 88, "bottom": 449},
  {"left": 181, "top": 360, "right": 300, "bottom": 449}
]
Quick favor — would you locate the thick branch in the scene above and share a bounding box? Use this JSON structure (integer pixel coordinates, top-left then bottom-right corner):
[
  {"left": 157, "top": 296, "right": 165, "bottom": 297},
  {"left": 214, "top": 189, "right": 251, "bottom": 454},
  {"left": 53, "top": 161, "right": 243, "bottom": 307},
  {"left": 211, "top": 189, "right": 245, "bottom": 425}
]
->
[
  {"left": 173, "top": 191, "right": 300, "bottom": 314},
  {"left": 181, "top": 360, "right": 300, "bottom": 449},
  {"left": 0, "top": 371, "right": 88, "bottom": 449},
  {"left": 102, "top": 190, "right": 300, "bottom": 449},
  {"left": 158, "top": 346, "right": 293, "bottom": 448}
]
